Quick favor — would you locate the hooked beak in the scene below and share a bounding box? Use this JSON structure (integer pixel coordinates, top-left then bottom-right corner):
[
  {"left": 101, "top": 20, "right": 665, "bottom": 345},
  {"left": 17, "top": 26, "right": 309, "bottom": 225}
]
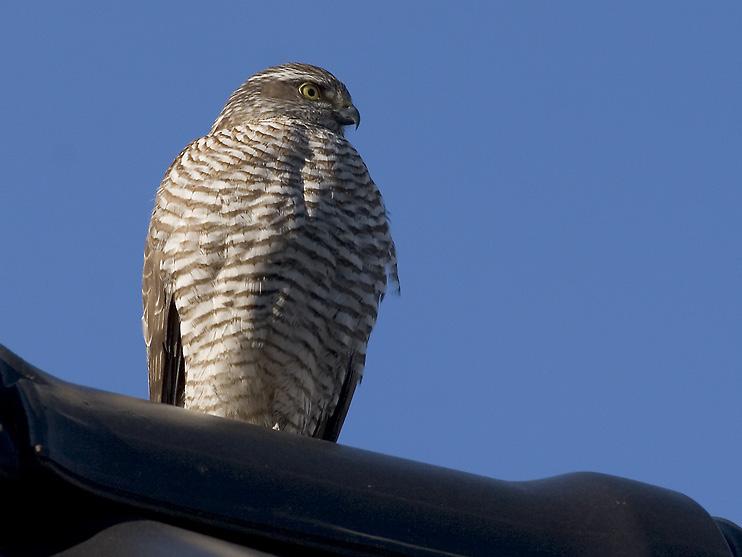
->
[{"left": 336, "top": 104, "right": 361, "bottom": 129}]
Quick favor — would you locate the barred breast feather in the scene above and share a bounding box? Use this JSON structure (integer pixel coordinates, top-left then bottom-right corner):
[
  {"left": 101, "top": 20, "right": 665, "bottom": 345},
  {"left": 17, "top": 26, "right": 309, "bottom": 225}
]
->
[{"left": 143, "top": 116, "right": 397, "bottom": 440}]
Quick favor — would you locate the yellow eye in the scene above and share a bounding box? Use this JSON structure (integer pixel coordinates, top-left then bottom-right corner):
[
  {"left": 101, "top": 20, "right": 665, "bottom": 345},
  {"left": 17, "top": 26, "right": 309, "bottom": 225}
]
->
[{"left": 299, "top": 82, "right": 321, "bottom": 101}]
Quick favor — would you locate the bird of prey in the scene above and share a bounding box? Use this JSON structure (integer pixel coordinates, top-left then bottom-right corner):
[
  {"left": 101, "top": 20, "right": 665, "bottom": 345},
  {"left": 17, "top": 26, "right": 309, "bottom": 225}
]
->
[{"left": 142, "top": 63, "right": 398, "bottom": 441}]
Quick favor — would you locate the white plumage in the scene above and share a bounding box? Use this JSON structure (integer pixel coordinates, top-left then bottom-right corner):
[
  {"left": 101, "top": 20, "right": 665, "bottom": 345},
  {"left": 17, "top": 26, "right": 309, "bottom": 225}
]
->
[{"left": 143, "top": 64, "right": 397, "bottom": 441}]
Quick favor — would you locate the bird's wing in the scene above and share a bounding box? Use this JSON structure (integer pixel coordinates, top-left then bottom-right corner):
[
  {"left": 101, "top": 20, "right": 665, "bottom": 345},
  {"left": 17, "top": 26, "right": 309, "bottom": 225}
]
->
[
  {"left": 314, "top": 171, "right": 399, "bottom": 442},
  {"left": 142, "top": 243, "right": 185, "bottom": 406},
  {"left": 315, "top": 353, "right": 362, "bottom": 442}
]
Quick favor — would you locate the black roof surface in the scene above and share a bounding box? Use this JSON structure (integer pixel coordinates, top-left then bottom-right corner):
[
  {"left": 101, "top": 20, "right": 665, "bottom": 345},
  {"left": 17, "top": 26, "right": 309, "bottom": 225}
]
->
[{"left": 0, "top": 344, "right": 737, "bottom": 556}]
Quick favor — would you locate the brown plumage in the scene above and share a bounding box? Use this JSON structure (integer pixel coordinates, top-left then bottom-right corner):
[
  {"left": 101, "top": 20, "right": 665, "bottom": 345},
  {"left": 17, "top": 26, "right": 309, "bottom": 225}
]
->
[{"left": 142, "top": 63, "right": 397, "bottom": 441}]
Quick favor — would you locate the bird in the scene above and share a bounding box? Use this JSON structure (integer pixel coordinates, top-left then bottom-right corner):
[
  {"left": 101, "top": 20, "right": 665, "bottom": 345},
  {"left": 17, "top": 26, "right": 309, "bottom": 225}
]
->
[{"left": 142, "top": 63, "right": 398, "bottom": 441}]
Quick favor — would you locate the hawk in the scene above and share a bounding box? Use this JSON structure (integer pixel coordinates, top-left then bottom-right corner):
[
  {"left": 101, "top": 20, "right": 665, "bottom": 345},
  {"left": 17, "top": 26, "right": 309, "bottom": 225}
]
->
[{"left": 142, "top": 63, "right": 398, "bottom": 441}]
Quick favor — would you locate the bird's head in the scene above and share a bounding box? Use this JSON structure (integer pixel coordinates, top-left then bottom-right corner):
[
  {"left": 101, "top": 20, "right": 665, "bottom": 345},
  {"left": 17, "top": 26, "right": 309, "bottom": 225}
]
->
[{"left": 210, "top": 63, "right": 360, "bottom": 135}]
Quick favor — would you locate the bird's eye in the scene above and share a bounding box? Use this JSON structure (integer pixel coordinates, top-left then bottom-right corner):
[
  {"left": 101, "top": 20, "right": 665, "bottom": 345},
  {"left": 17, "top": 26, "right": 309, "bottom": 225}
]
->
[{"left": 299, "top": 82, "right": 321, "bottom": 101}]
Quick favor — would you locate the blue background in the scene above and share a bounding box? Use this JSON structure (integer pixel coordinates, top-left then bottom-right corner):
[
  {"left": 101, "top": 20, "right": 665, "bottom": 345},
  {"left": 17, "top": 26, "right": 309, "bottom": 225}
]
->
[{"left": 1, "top": 2, "right": 740, "bottom": 524}]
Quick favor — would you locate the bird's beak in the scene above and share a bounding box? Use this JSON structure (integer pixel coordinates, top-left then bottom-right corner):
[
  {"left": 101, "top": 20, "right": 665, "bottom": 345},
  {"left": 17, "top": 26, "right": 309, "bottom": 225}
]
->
[{"left": 336, "top": 105, "right": 361, "bottom": 129}]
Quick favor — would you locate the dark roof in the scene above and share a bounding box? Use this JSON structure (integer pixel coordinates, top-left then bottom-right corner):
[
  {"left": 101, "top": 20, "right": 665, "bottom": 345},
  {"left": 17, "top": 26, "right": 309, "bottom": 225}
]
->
[{"left": 0, "top": 344, "right": 737, "bottom": 556}]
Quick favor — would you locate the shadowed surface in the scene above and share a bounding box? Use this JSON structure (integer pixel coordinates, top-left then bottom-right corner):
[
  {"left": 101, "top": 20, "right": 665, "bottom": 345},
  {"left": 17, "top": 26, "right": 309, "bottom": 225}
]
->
[{"left": 1, "top": 345, "right": 737, "bottom": 556}]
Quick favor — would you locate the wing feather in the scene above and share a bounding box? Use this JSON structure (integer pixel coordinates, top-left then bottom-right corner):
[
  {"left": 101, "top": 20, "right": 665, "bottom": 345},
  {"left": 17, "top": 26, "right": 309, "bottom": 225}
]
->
[
  {"left": 142, "top": 243, "right": 185, "bottom": 405},
  {"left": 315, "top": 354, "right": 361, "bottom": 442}
]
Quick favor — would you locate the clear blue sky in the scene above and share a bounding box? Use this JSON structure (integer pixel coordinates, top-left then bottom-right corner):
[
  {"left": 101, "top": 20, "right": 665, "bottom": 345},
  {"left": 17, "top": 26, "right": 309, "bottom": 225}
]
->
[{"left": 1, "top": 2, "right": 740, "bottom": 524}]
